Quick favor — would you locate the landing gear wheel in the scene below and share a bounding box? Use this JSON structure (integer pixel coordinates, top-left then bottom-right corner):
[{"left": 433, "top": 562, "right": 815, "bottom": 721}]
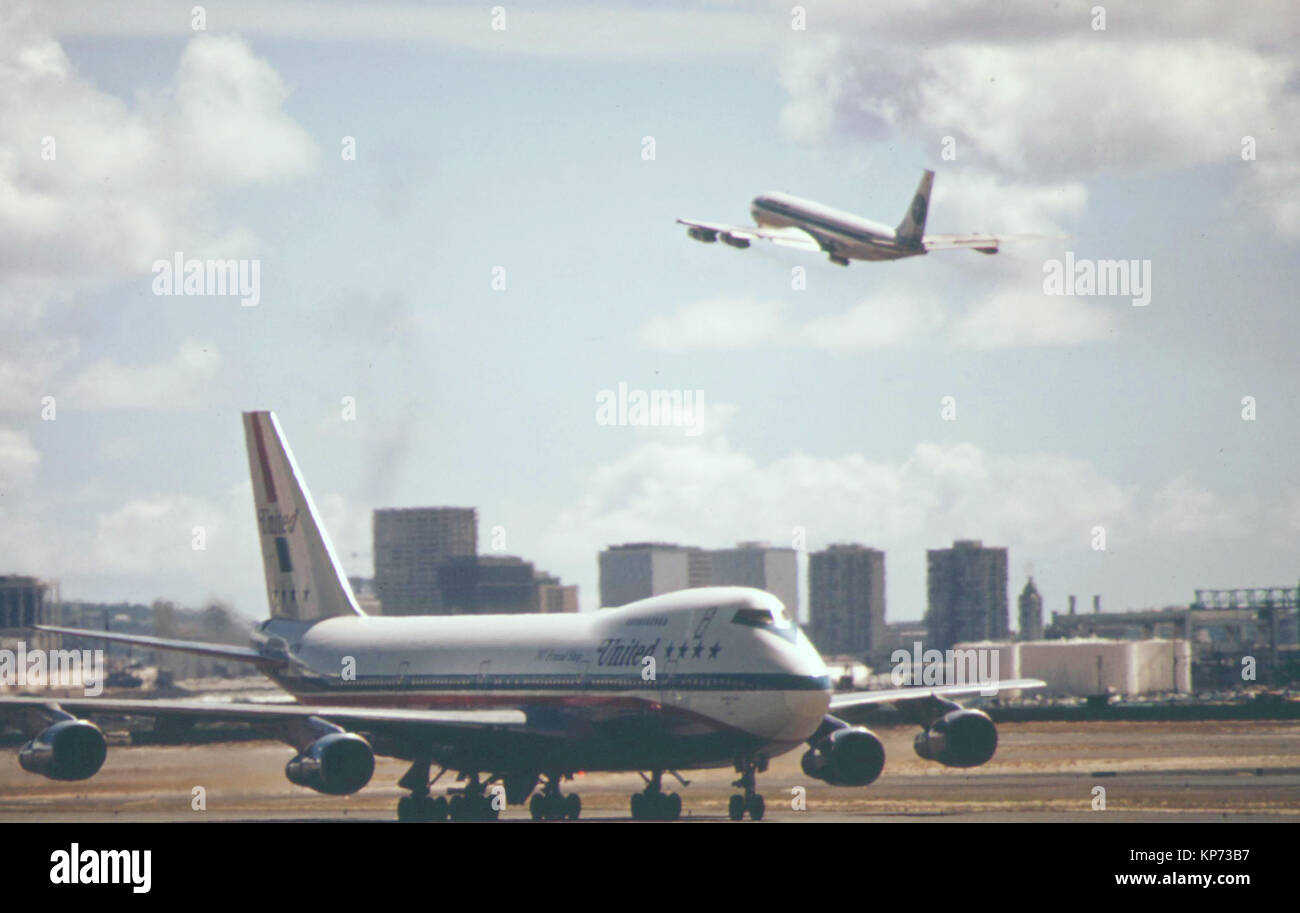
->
[
  {"left": 728, "top": 795, "right": 745, "bottom": 821},
  {"left": 565, "top": 792, "right": 581, "bottom": 820},
  {"left": 398, "top": 795, "right": 417, "bottom": 822},
  {"left": 730, "top": 757, "right": 766, "bottom": 820},
  {"left": 631, "top": 769, "right": 684, "bottom": 820},
  {"left": 397, "top": 794, "right": 447, "bottom": 822}
]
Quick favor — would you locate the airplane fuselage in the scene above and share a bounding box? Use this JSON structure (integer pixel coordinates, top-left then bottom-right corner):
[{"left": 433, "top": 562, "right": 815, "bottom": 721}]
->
[
  {"left": 254, "top": 587, "right": 832, "bottom": 774},
  {"left": 751, "top": 192, "right": 926, "bottom": 262}
]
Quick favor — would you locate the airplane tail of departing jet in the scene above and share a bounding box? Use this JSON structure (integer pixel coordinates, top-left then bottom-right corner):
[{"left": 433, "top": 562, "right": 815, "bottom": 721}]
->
[
  {"left": 895, "top": 169, "right": 934, "bottom": 246},
  {"left": 243, "top": 410, "right": 365, "bottom": 622}
]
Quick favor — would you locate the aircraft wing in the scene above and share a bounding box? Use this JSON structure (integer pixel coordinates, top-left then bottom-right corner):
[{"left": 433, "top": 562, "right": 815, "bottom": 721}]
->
[
  {"left": 677, "top": 218, "right": 823, "bottom": 252},
  {"left": 33, "top": 624, "right": 288, "bottom": 670},
  {"left": 922, "top": 232, "right": 1069, "bottom": 254},
  {"left": 921, "top": 233, "right": 1002, "bottom": 254},
  {"left": 0, "top": 694, "right": 529, "bottom": 741},
  {"left": 829, "top": 678, "right": 1045, "bottom": 712}
]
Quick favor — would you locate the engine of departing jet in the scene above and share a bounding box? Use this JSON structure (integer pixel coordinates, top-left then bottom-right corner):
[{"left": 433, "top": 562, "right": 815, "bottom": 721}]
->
[
  {"left": 720, "top": 232, "right": 750, "bottom": 248},
  {"left": 800, "top": 726, "right": 886, "bottom": 787},
  {"left": 913, "top": 709, "right": 998, "bottom": 768},
  {"left": 686, "top": 226, "right": 717, "bottom": 242},
  {"left": 284, "top": 732, "right": 376, "bottom": 795},
  {"left": 19, "top": 719, "right": 108, "bottom": 781}
]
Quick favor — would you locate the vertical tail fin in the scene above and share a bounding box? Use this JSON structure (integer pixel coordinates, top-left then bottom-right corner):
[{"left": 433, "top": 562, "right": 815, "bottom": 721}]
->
[
  {"left": 895, "top": 169, "right": 934, "bottom": 246},
  {"left": 243, "top": 411, "right": 365, "bottom": 621}
]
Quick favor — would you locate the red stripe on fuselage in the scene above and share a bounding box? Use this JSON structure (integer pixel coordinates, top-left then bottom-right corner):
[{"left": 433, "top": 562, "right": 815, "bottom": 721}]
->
[{"left": 251, "top": 415, "right": 278, "bottom": 503}]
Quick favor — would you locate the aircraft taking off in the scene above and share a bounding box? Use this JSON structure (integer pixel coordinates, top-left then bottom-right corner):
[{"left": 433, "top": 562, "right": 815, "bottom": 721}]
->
[
  {"left": 1, "top": 412, "right": 1042, "bottom": 822},
  {"left": 678, "top": 169, "right": 1039, "bottom": 266}
]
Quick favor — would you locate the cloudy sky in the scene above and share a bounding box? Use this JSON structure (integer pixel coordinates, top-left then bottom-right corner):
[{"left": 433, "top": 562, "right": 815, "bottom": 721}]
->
[{"left": 2, "top": 1, "right": 1298, "bottom": 623}]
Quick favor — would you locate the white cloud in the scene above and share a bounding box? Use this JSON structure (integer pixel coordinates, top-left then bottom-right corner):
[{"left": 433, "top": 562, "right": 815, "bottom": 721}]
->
[
  {"left": 777, "top": 7, "right": 1300, "bottom": 238},
  {"left": 640, "top": 297, "right": 787, "bottom": 351},
  {"left": 62, "top": 339, "right": 221, "bottom": 410},
  {"left": 641, "top": 289, "right": 1112, "bottom": 352},
  {"left": 951, "top": 289, "right": 1115, "bottom": 349},
  {"left": 0, "top": 18, "right": 317, "bottom": 416},
  {"left": 0, "top": 428, "right": 40, "bottom": 485}
]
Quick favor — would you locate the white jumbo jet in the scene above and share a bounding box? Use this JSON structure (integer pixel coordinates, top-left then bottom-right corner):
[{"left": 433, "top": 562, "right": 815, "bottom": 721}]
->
[
  {"left": 678, "top": 169, "right": 1034, "bottom": 266},
  {"left": 0, "top": 412, "right": 1042, "bottom": 822}
]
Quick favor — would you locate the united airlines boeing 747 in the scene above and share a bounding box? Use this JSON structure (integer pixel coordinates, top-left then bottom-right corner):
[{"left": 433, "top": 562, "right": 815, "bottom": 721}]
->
[
  {"left": 679, "top": 169, "right": 1044, "bottom": 266},
  {"left": 0, "top": 412, "right": 1041, "bottom": 821}
]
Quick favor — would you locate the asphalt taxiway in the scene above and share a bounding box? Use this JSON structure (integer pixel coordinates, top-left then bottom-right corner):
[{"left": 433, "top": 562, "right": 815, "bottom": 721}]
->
[{"left": 1, "top": 720, "right": 1296, "bottom": 822}]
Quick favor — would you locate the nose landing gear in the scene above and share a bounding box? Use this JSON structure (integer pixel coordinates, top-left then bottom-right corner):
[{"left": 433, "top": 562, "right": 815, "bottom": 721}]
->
[{"left": 728, "top": 757, "right": 766, "bottom": 821}]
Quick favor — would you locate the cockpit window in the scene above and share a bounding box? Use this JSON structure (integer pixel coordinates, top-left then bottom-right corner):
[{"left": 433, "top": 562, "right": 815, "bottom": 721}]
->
[{"left": 731, "top": 607, "right": 793, "bottom": 630}]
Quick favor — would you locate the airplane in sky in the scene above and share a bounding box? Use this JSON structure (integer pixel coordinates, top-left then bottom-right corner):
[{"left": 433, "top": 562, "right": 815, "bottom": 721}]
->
[
  {"left": 678, "top": 169, "right": 1041, "bottom": 266},
  {"left": 1, "top": 411, "right": 1042, "bottom": 822}
]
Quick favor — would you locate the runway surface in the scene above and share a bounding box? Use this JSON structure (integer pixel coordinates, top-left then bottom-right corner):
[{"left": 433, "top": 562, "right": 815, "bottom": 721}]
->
[{"left": 2, "top": 720, "right": 1297, "bottom": 822}]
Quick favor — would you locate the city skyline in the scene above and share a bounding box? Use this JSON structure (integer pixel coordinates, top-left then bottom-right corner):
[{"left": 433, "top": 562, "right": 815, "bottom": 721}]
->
[{"left": 1, "top": 4, "right": 1298, "bottom": 622}]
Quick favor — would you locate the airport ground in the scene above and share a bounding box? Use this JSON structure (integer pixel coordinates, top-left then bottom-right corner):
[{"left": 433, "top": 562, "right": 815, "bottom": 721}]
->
[{"left": 1, "top": 719, "right": 1297, "bottom": 822}]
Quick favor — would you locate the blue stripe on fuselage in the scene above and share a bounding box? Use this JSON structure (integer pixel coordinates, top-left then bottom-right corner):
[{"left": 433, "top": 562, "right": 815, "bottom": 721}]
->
[{"left": 278, "top": 671, "right": 833, "bottom": 693}]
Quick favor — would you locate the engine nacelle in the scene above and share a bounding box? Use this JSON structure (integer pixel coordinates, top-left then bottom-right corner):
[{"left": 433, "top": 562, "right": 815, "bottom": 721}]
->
[
  {"left": 720, "top": 232, "right": 751, "bottom": 249},
  {"left": 913, "top": 709, "right": 997, "bottom": 768},
  {"left": 800, "top": 726, "right": 885, "bottom": 787},
  {"left": 19, "top": 719, "right": 107, "bottom": 781},
  {"left": 687, "top": 226, "right": 718, "bottom": 243},
  {"left": 285, "top": 732, "right": 375, "bottom": 795}
]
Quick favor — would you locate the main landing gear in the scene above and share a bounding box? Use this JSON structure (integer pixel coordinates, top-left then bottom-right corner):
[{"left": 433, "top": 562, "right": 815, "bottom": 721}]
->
[
  {"left": 395, "top": 758, "right": 500, "bottom": 822},
  {"left": 630, "top": 769, "right": 685, "bottom": 821},
  {"left": 446, "top": 774, "right": 501, "bottom": 822},
  {"left": 396, "top": 756, "right": 448, "bottom": 822},
  {"left": 829, "top": 254, "right": 850, "bottom": 267},
  {"left": 529, "top": 774, "right": 581, "bottom": 821},
  {"left": 728, "top": 758, "right": 766, "bottom": 821}
]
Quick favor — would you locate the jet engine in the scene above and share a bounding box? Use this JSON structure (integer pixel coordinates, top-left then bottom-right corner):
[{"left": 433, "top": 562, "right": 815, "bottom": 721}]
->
[
  {"left": 686, "top": 226, "right": 718, "bottom": 242},
  {"left": 720, "top": 232, "right": 751, "bottom": 249},
  {"left": 800, "top": 726, "right": 886, "bottom": 786},
  {"left": 19, "top": 719, "right": 108, "bottom": 781},
  {"left": 913, "top": 709, "right": 997, "bottom": 768},
  {"left": 285, "top": 732, "right": 375, "bottom": 795}
]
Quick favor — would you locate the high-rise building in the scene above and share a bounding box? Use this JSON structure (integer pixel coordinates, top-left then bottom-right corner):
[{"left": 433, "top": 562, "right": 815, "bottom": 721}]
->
[
  {"left": 536, "top": 572, "right": 580, "bottom": 613},
  {"left": 1018, "top": 577, "right": 1044, "bottom": 640},
  {"left": 926, "top": 540, "right": 1009, "bottom": 650},
  {"left": 709, "top": 542, "right": 799, "bottom": 620},
  {"left": 598, "top": 543, "right": 693, "bottom": 607},
  {"left": 598, "top": 541, "right": 800, "bottom": 613},
  {"left": 0, "top": 575, "right": 53, "bottom": 630},
  {"left": 808, "top": 545, "right": 886, "bottom": 661},
  {"left": 373, "top": 507, "right": 477, "bottom": 615}
]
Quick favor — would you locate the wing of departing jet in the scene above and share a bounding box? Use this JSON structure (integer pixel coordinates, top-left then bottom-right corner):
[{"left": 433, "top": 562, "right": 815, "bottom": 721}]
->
[
  {"left": 921, "top": 233, "right": 1002, "bottom": 254},
  {"left": 676, "top": 218, "right": 823, "bottom": 252},
  {"left": 829, "top": 678, "right": 1046, "bottom": 712},
  {"left": 922, "top": 232, "right": 1068, "bottom": 255}
]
